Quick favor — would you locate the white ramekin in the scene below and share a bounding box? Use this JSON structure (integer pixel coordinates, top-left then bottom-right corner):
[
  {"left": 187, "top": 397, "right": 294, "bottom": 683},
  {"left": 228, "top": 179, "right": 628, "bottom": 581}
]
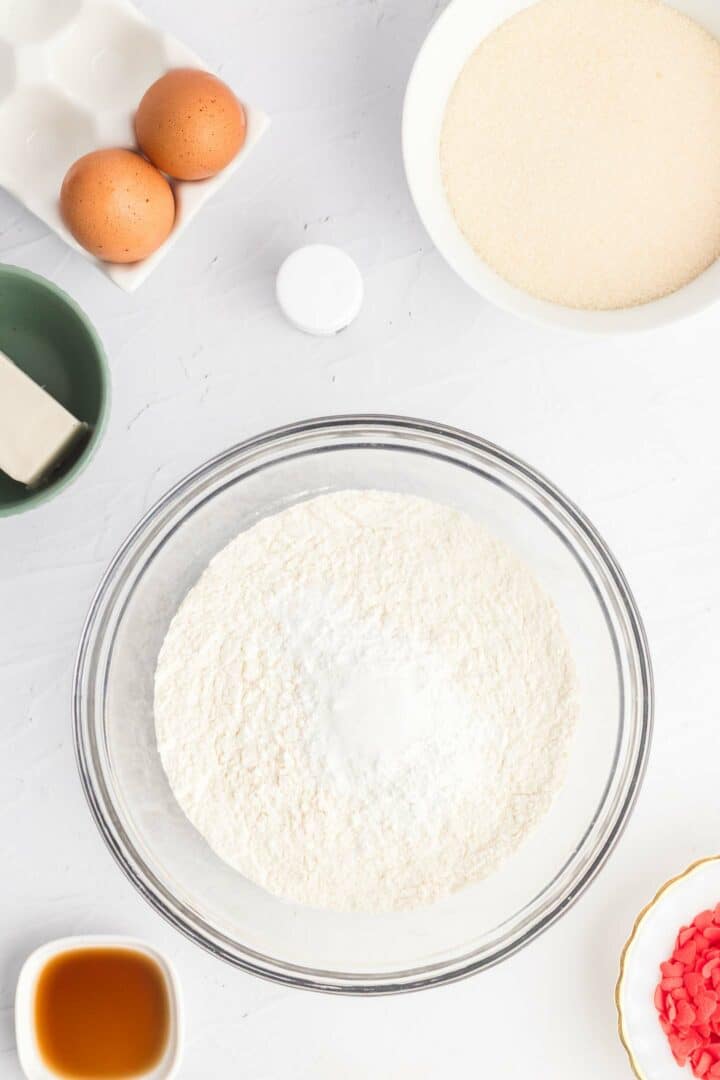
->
[{"left": 15, "top": 936, "right": 183, "bottom": 1080}]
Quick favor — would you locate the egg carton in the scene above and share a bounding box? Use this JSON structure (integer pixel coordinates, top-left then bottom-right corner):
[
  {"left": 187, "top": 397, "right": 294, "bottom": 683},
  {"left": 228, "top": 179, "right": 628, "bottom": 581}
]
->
[{"left": 0, "top": 0, "right": 269, "bottom": 291}]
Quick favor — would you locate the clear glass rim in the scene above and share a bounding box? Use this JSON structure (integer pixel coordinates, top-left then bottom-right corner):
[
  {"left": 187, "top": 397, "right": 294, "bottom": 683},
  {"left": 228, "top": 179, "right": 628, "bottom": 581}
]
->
[{"left": 73, "top": 414, "right": 654, "bottom": 994}]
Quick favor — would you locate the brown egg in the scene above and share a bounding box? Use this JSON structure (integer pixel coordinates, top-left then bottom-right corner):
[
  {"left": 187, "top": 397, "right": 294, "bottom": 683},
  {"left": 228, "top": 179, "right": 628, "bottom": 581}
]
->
[
  {"left": 135, "top": 68, "right": 247, "bottom": 181},
  {"left": 60, "top": 149, "right": 175, "bottom": 263}
]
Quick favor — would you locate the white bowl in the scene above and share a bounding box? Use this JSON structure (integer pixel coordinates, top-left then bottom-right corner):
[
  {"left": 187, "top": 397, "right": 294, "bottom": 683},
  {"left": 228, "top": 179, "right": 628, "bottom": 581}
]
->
[
  {"left": 15, "top": 936, "right": 183, "bottom": 1079},
  {"left": 617, "top": 857, "right": 720, "bottom": 1079},
  {"left": 402, "top": 0, "right": 720, "bottom": 333}
]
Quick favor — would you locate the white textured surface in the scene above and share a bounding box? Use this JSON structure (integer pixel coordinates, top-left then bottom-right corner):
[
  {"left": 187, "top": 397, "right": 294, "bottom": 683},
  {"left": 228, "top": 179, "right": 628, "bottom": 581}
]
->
[{"left": 0, "top": 0, "right": 719, "bottom": 1075}]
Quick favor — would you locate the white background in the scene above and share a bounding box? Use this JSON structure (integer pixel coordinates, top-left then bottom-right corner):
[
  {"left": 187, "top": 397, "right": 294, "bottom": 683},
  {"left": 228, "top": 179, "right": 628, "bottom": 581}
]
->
[{"left": 1, "top": 0, "right": 718, "bottom": 1076}]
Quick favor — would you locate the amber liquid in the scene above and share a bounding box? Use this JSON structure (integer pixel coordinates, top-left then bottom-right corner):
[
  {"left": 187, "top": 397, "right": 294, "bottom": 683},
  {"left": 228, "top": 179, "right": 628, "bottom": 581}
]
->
[{"left": 34, "top": 947, "right": 170, "bottom": 1078}]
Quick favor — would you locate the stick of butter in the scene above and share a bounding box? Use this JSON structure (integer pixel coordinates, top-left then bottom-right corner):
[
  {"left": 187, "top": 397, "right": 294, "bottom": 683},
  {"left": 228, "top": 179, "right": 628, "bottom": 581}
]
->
[{"left": 0, "top": 349, "right": 88, "bottom": 487}]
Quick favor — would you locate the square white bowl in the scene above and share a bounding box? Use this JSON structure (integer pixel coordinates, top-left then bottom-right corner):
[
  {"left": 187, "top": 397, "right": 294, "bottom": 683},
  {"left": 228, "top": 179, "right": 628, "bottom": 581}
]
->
[{"left": 15, "top": 936, "right": 183, "bottom": 1080}]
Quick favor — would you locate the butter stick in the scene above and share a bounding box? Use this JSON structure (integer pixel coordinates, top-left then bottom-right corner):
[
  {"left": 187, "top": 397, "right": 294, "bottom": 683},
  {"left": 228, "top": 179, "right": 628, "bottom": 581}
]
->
[{"left": 0, "top": 350, "right": 88, "bottom": 487}]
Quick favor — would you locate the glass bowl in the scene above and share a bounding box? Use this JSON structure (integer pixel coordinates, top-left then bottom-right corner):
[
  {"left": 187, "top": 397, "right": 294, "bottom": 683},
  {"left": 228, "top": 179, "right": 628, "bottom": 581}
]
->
[{"left": 73, "top": 415, "right": 653, "bottom": 994}]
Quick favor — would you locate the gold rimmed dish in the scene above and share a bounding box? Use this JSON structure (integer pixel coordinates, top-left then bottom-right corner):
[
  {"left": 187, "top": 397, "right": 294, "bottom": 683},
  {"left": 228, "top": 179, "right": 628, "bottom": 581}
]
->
[{"left": 617, "top": 856, "right": 720, "bottom": 1079}]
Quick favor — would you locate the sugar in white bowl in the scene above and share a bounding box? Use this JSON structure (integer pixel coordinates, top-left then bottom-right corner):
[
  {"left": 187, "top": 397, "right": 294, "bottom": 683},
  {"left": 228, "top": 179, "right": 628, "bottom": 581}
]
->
[
  {"left": 405, "top": 0, "right": 720, "bottom": 330},
  {"left": 440, "top": 0, "right": 720, "bottom": 311}
]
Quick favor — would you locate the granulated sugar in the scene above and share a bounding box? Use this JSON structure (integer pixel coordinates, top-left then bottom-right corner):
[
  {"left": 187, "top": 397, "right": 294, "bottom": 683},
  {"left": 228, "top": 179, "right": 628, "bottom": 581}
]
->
[{"left": 440, "top": 0, "right": 720, "bottom": 310}]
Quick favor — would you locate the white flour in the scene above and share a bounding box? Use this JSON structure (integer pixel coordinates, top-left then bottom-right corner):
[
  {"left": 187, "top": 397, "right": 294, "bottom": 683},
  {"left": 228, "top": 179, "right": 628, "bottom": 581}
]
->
[{"left": 154, "top": 491, "right": 578, "bottom": 912}]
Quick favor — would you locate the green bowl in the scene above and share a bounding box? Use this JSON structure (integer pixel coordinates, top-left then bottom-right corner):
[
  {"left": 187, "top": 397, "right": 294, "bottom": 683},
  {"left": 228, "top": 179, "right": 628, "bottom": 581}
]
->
[{"left": 0, "top": 265, "right": 109, "bottom": 516}]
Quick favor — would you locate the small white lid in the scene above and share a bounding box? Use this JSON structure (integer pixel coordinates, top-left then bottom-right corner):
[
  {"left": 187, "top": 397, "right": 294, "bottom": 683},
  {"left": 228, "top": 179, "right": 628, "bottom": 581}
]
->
[{"left": 276, "top": 244, "right": 364, "bottom": 335}]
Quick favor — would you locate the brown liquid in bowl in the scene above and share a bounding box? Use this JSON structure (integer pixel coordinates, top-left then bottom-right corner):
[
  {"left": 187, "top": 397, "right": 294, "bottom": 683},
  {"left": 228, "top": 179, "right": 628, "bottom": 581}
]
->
[{"left": 35, "top": 947, "right": 169, "bottom": 1078}]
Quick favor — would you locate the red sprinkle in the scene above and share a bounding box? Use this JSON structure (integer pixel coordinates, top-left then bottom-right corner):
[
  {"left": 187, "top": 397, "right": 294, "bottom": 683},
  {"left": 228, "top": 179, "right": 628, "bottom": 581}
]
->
[
  {"left": 655, "top": 906, "right": 720, "bottom": 1077},
  {"left": 695, "top": 1052, "right": 712, "bottom": 1077},
  {"left": 679, "top": 942, "right": 700, "bottom": 966}
]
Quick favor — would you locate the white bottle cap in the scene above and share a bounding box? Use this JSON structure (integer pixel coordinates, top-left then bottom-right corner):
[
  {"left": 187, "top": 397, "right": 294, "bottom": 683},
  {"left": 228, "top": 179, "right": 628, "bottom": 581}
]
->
[{"left": 276, "top": 244, "right": 363, "bottom": 336}]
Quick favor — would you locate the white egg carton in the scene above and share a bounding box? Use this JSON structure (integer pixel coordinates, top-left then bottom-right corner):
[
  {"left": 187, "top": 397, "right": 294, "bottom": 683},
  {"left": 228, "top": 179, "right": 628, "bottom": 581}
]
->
[{"left": 0, "top": 0, "right": 269, "bottom": 291}]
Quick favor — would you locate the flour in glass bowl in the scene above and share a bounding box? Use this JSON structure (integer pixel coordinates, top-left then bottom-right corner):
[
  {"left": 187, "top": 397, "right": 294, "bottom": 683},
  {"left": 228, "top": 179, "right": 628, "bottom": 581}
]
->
[{"left": 154, "top": 491, "right": 579, "bottom": 913}]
